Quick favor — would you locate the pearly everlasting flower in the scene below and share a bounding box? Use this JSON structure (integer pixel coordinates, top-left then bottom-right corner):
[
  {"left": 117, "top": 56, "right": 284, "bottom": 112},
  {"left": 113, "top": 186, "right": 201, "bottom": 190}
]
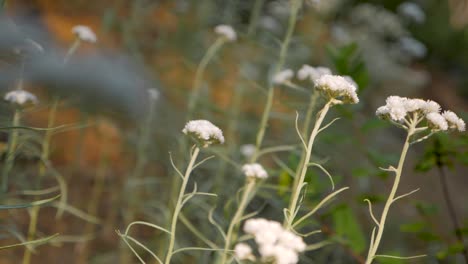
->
[
  {"left": 442, "top": 111, "right": 466, "bottom": 132},
  {"left": 148, "top": 88, "right": 160, "bottom": 100},
  {"left": 72, "top": 25, "right": 97, "bottom": 43},
  {"left": 376, "top": 96, "right": 442, "bottom": 123},
  {"left": 242, "top": 163, "right": 268, "bottom": 179},
  {"left": 240, "top": 144, "right": 256, "bottom": 159},
  {"left": 423, "top": 100, "right": 441, "bottom": 114},
  {"left": 214, "top": 25, "right": 237, "bottom": 41},
  {"left": 426, "top": 112, "right": 448, "bottom": 131},
  {"left": 398, "top": 2, "right": 425, "bottom": 24},
  {"left": 182, "top": 120, "right": 224, "bottom": 147},
  {"left": 297, "top": 65, "right": 332, "bottom": 82},
  {"left": 4, "top": 90, "right": 38, "bottom": 106},
  {"left": 273, "top": 69, "right": 294, "bottom": 85},
  {"left": 243, "top": 218, "right": 306, "bottom": 264},
  {"left": 315, "top": 74, "right": 359, "bottom": 104},
  {"left": 234, "top": 243, "right": 253, "bottom": 260}
]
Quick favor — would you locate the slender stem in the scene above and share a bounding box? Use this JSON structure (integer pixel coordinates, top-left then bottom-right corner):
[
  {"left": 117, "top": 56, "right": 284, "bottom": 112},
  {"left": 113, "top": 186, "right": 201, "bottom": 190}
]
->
[
  {"left": 365, "top": 124, "right": 416, "bottom": 264},
  {"left": 437, "top": 165, "right": 468, "bottom": 263},
  {"left": 247, "top": 0, "right": 265, "bottom": 36},
  {"left": 2, "top": 110, "right": 21, "bottom": 192},
  {"left": 250, "top": 0, "right": 302, "bottom": 163},
  {"left": 221, "top": 179, "right": 256, "bottom": 264},
  {"left": 64, "top": 39, "right": 81, "bottom": 63},
  {"left": 165, "top": 147, "right": 200, "bottom": 264},
  {"left": 291, "top": 90, "right": 320, "bottom": 197},
  {"left": 23, "top": 99, "right": 59, "bottom": 264},
  {"left": 187, "top": 38, "right": 225, "bottom": 117},
  {"left": 285, "top": 100, "right": 332, "bottom": 229}
]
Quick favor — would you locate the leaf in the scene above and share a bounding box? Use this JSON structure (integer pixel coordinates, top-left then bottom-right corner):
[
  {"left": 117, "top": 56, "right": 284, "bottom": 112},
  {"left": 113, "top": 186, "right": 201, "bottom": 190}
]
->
[
  {"left": 332, "top": 204, "right": 366, "bottom": 254},
  {"left": 400, "top": 222, "right": 426, "bottom": 233},
  {"left": 0, "top": 195, "right": 60, "bottom": 210},
  {"left": 278, "top": 170, "right": 291, "bottom": 196}
]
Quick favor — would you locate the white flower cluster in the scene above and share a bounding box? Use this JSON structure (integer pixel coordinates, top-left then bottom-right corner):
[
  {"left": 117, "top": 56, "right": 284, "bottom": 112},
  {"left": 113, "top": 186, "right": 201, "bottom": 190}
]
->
[
  {"left": 297, "top": 65, "right": 331, "bottom": 82},
  {"left": 214, "top": 25, "right": 237, "bottom": 42},
  {"left": 273, "top": 69, "right": 294, "bottom": 85},
  {"left": 72, "top": 25, "right": 97, "bottom": 43},
  {"left": 315, "top": 74, "right": 359, "bottom": 104},
  {"left": 4, "top": 90, "right": 38, "bottom": 106},
  {"left": 240, "top": 144, "right": 256, "bottom": 159},
  {"left": 182, "top": 120, "right": 225, "bottom": 147},
  {"left": 234, "top": 243, "right": 254, "bottom": 261},
  {"left": 240, "top": 218, "right": 306, "bottom": 264},
  {"left": 376, "top": 96, "right": 465, "bottom": 132},
  {"left": 242, "top": 163, "right": 268, "bottom": 179}
]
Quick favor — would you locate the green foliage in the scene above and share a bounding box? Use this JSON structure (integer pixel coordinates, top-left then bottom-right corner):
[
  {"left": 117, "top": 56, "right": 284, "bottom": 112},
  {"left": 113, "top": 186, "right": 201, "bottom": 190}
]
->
[{"left": 332, "top": 204, "right": 366, "bottom": 254}]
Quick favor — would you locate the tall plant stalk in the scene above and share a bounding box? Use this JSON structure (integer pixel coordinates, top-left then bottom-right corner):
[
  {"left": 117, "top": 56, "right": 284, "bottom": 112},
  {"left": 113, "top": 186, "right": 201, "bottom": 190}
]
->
[
  {"left": 2, "top": 110, "right": 21, "bottom": 192},
  {"left": 22, "top": 99, "right": 59, "bottom": 264},
  {"left": 285, "top": 100, "right": 332, "bottom": 229},
  {"left": 250, "top": 0, "right": 302, "bottom": 163},
  {"left": 165, "top": 146, "right": 201, "bottom": 264},
  {"left": 220, "top": 179, "right": 256, "bottom": 264}
]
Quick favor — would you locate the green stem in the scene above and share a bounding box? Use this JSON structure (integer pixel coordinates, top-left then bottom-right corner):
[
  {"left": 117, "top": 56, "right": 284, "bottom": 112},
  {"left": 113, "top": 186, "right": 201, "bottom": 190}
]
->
[
  {"left": 285, "top": 100, "right": 332, "bottom": 229},
  {"left": 2, "top": 110, "right": 21, "bottom": 192},
  {"left": 221, "top": 179, "right": 256, "bottom": 264},
  {"left": 365, "top": 123, "right": 416, "bottom": 264},
  {"left": 165, "top": 147, "right": 200, "bottom": 264},
  {"left": 187, "top": 38, "right": 226, "bottom": 117},
  {"left": 250, "top": 0, "right": 302, "bottom": 163},
  {"left": 247, "top": 0, "right": 265, "bottom": 36},
  {"left": 64, "top": 39, "right": 81, "bottom": 63},
  {"left": 22, "top": 99, "right": 59, "bottom": 264}
]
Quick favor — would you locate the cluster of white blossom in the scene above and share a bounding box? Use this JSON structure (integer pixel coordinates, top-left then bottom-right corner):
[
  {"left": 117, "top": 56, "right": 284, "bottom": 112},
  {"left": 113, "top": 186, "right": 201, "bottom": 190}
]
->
[
  {"left": 234, "top": 243, "right": 254, "bottom": 261},
  {"left": 297, "top": 65, "right": 332, "bottom": 82},
  {"left": 242, "top": 163, "right": 268, "bottom": 179},
  {"left": 273, "top": 69, "right": 294, "bottom": 85},
  {"left": 182, "top": 120, "right": 225, "bottom": 146},
  {"left": 315, "top": 74, "right": 359, "bottom": 104},
  {"left": 4, "top": 90, "right": 38, "bottom": 106},
  {"left": 376, "top": 96, "right": 465, "bottom": 132},
  {"left": 72, "top": 25, "right": 97, "bottom": 43},
  {"left": 214, "top": 25, "right": 237, "bottom": 42},
  {"left": 237, "top": 218, "right": 306, "bottom": 264},
  {"left": 240, "top": 144, "right": 256, "bottom": 159}
]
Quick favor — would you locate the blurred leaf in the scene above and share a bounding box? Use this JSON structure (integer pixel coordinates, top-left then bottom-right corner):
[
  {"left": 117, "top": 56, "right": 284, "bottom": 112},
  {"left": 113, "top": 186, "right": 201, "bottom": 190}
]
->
[
  {"left": 326, "top": 43, "right": 369, "bottom": 91},
  {"left": 361, "top": 118, "right": 389, "bottom": 133},
  {"left": 356, "top": 194, "right": 385, "bottom": 204},
  {"left": 332, "top": 204, "right": 366, "bottom": 254},
  {"left": 400, "top": 221, "right": 426, "bottom": 233},
  {"left": 413, "top": 201, "right": 439, "bottom": 216},
  {"left": 378, "top": 252, "right": 405, "bottom": 264},
  {"left": 278, "top": 170, "right": 291, "bottom": 196}
]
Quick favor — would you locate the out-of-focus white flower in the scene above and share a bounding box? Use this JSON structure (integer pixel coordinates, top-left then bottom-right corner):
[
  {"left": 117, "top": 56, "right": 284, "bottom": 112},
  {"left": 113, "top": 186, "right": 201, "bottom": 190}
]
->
[
  {"left": 243, "top": 218, "right": 305, "bottom": 264},
  {"left": 148, "top": 88, "right": 160, "bottom": 100},
  {"left": 315, "top": 74, "right": 359, "bottom": 104},
  {"left": 273, "top": 69, "right": 294, "bottom": 85},
  {"left": 182, "top": 120, "right": 224, "bottom": 147},
  {"left": 72, "top": 25, "right": 97, "bottom": 43},
  {"left": 214, "top": 25, "right": 237, "bottom": 41},
  {"left": 399, "top": 37, "right": 427, "bottom": 58},
  {"left": 442, "top": 111, "right": 466, "bottom": 132},
  {"left": 297, "top": 65, "right": 332, "bottom": 82},
  {"left": 242, "top": 163, "right": 268, "bottom": 179},
  {"left": 240, "top": 144, "right": 256, "bottom": 159},
  {"left": 4, "top": 90, "right": 38, "bottom": 106},
  {"left": 398, "top": 2, "right": 426, "bottom": 24},
  {"left": 426, "top": 112, "right": 448, "bottom": 131},
  {"left": 234, "top": 243, "right": 254, "bottom": 260},
  {"left": 423, "top": 100, "right": 441, "bottom": 114}
]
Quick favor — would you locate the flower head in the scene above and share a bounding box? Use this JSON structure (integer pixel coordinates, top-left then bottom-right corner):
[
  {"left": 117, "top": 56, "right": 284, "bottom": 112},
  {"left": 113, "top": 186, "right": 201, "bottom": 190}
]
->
[
  {"left": 426, "top": 112, "right": 448, "bottom": 131},
  {"left": 214, "top": 25, "right": 237, "bottom": 41},
  {"left": 234, "top": 243, "right": 254, "bottom": 261},
  {"left": 315, "top": 74, "right": 359, "bottom": 104},
  {"left": 182, "top": 120, "right": 224, "bottom": 147},
  {"left": 243, "top": 218, "right": 306, "bottom": 264},
  {"left": 242, "top": 163, "right": 268, "bottom": 179},
  {"left": 273, "top": 69, "right": 294, "bottom": 85},
  {"left": 442, "top": 111, "right": 466, "bottom": 132},
  {"left": 148, "top": 88, "right": 160, "bottom": 100},
  {"left": 240, "top": 144, "right": 256, "bottom": 159},
  {"left": 4, "top": 90, "right": 38, "bottom": 106},
  {"left": 397, "top": 2, "right": 425, "bottom": 24},
  {"left": 297, "top": 65, "right": 331, "bottom": 82},
  {"left": 72, "top": 25, "right": 97, "bottom": 43}
]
